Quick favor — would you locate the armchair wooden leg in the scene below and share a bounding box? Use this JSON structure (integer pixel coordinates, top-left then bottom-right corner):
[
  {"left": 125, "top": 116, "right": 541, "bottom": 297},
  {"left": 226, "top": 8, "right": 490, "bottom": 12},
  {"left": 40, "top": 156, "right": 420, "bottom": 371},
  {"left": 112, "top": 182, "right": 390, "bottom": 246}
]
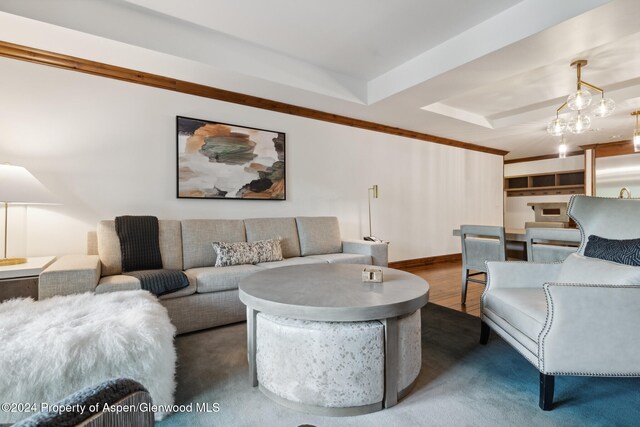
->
[
  {"left": 461, "top": 270, "right": 468, "bottom": 305},
  {"left": 479, "top": 321, "right": 490, "bottom": 345},
  {"left": 539, "top": 373, "right": 554, "bottom": 411}
]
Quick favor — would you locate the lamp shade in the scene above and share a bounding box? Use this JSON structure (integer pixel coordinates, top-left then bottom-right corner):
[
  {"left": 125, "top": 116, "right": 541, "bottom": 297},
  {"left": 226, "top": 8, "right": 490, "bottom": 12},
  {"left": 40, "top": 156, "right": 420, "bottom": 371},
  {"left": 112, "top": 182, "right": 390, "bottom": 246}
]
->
[{"left": 0, "top": 164, "right": 57, "bottom": 204}]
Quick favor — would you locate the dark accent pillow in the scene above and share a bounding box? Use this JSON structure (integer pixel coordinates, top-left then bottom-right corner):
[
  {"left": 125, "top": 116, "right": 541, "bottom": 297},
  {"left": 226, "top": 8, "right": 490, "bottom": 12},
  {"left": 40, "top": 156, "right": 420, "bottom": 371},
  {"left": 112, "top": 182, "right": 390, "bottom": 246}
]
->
[{"left": 584, "top": 235, "right": 640, "bottom": 266}]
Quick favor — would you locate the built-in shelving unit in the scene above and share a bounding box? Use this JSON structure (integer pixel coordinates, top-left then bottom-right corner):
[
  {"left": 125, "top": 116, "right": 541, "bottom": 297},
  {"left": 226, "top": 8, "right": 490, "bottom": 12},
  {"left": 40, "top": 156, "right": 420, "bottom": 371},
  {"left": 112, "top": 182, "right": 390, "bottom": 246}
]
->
[{"left": 504, "top": 170, "right": 585, "bottom": 197}]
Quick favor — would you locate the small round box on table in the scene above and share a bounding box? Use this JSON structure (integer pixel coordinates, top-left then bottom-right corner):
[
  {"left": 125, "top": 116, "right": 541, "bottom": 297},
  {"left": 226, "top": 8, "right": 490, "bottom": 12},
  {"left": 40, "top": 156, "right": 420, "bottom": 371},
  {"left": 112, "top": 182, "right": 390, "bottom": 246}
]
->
[{"left": 239, "top": 264, "right": 429, "bottom": 416}]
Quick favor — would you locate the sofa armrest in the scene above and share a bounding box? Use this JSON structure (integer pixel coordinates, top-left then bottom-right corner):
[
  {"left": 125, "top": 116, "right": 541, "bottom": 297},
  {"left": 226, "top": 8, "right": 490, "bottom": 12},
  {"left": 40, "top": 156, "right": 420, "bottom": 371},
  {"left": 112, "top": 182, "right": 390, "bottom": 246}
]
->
[
  {"left": 539, "top": 283, "right": 640, "bottom": 375},
  {"left": 39, "top": 255, "right": 101, "bottom": 299},
  {"left": 342, "top": 240, "right": 388, "bottom": 267},
  {"left": 485, "top": 261, "right": 562, "bottom": 291}
]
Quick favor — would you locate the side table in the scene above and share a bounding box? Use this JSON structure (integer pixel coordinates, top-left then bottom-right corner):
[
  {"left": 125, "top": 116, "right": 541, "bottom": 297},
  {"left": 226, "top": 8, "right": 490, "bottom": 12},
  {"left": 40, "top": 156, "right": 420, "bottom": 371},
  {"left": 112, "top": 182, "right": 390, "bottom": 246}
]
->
[{"left": 0, "top": 256, "right": 56, "bottom": 302}]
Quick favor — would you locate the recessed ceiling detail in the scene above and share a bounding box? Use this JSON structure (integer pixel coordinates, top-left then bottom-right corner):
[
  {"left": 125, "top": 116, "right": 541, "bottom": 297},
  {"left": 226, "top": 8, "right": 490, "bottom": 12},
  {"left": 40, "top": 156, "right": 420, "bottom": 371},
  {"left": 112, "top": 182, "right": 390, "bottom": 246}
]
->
[
  {"left": 421, "top": 103, "right": 495, "bottom": 129},
  {"left": 0, "top": 0, "right": 638, "bottom": 159}
]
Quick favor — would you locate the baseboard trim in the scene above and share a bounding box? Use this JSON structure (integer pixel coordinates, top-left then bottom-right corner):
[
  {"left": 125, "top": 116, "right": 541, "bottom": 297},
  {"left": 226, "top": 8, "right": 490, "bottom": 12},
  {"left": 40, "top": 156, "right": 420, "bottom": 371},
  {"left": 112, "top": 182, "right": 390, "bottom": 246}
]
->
[{"left": 389, "top": 253, "right": 461, "bottom": 269}]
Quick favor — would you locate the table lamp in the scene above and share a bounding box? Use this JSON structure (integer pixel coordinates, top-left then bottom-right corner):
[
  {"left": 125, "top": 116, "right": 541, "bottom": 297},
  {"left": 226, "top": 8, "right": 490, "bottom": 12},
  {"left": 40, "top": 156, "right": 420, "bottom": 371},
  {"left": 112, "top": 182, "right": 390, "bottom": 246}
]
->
[{"left": 0, "top": 164, "right": 57, "bottom": 266}]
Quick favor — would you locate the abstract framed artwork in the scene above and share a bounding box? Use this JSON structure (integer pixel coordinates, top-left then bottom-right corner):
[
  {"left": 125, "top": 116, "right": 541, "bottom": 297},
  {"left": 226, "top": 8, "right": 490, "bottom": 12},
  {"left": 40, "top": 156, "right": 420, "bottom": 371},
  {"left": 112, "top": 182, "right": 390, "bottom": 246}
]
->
[{"left": 177, "top": 116, "right": 286, "bottom": 200}]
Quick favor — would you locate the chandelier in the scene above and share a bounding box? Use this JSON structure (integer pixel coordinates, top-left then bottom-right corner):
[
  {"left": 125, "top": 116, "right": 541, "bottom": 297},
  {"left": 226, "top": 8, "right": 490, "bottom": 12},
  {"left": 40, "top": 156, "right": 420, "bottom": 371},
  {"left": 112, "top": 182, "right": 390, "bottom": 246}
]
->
[{"left": 547, "top": 60, "right": 615, "bottom": 136}]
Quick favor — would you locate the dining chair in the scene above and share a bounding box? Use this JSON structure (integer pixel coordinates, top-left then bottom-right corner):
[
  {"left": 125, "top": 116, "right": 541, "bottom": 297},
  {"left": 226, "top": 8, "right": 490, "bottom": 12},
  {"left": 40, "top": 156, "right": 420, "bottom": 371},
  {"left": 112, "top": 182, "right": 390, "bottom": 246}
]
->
[
  {"left": 525, "top": 227, "right": 581, "bottom": 262},
  {"left": 460, "top": 225, "right": 507, "bottom": 304}
]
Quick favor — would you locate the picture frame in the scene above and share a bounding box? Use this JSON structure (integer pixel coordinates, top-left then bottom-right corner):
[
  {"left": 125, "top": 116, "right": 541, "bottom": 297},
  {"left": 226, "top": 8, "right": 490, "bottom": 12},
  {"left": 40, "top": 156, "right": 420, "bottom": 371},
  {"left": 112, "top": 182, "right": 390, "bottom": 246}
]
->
[{"left": 176, "top": 116, "right": 286, "bottom": 200}]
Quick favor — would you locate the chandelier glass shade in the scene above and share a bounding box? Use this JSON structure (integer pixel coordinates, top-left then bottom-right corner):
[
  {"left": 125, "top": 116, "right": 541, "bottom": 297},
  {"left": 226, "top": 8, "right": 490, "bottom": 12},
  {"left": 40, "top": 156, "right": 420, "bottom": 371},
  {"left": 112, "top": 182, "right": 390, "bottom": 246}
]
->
[
  {"left": 567, "top": 89, "right": 592, "bottom": 111},
  {"left": 558, "top": 137, "right": 568, "bottom": 159},
  {"left": 547, "top": 60, "right": 614, "bottom": 136},
  {"left": 547, "top": 116, "right": 566, "bottom": 136},
  {"left": 592, "top": 97, "right": 616, "bottom": 118},
  {"left": 567, "top": 113, "right": 591, "bottom": 135}
]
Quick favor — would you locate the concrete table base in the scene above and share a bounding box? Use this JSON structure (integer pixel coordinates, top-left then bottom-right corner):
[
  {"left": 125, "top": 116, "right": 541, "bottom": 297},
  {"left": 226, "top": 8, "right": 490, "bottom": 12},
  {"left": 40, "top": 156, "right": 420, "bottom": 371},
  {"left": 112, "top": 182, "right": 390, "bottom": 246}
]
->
[
  {"left": 253, "top": 310, "right": 421, "bottom": 415},
  {"left": 256, "top": 313, "right": 384, "bottom": 413}
]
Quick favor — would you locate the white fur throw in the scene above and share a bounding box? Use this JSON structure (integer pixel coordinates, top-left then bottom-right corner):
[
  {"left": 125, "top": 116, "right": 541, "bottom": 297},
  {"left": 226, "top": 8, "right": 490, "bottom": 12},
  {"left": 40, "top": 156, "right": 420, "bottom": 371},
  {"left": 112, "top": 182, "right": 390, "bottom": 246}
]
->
[{"left": 0, "top": 290, "right": 176, "bottom": 423}]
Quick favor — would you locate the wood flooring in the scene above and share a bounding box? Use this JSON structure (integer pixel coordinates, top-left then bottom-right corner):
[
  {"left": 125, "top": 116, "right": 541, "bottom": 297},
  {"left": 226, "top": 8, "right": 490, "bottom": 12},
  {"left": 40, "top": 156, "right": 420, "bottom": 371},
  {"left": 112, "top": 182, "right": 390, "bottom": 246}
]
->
[{"left": 401, "top": 260, "right": 483, "bottom": 317}]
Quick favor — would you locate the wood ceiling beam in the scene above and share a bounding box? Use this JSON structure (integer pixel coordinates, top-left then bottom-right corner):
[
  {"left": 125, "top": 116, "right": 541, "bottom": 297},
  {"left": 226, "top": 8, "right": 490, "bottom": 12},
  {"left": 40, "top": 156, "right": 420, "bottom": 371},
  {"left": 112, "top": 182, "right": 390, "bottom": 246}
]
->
[
  {"left": 504, "top": 150, "right": 584, "bottom": 164},
  {"left": 0, "top": 40, "right": 509, "bottom": 156}
]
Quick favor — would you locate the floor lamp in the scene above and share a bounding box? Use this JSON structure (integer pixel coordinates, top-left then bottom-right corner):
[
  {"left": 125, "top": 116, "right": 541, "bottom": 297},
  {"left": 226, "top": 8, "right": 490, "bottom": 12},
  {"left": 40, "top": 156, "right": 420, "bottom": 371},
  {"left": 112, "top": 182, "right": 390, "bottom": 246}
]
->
[
  {"left": 364, "top": 184, "right": 381, "bottom": 242},
  {"left": 0, "top": 164, "right": 57, "bottom": 266}
]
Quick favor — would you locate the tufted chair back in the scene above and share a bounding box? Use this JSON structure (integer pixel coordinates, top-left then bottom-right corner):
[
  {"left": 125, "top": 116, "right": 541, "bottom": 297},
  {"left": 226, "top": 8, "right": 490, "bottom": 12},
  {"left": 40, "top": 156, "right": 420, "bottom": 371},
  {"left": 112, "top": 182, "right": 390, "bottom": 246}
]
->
[{"left": 568, "top": 195, "right": 640, "bottom": 255}]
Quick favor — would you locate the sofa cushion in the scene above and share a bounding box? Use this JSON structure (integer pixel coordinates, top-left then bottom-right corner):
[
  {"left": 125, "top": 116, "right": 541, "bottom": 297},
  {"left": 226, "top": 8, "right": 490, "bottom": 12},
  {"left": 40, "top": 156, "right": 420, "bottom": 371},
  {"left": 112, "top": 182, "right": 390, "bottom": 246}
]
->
[
  {"left": 307, "top": 253, "right": 372, "bottom": 265},
  {"left": 244, "top": 217, "right": 301, "bottom": 258},
  {"left": 483, "top": 288, "right": 547, "bottom": 341},
  {"left": 96, "top": 274, "right": 139, "bottom": 292},
  {"left": 157, "top": 221, "right": 184, "bottom": 271},
  {"left": 182, "top": 220, "right": 246, "bottom": 269},
  {"left": 97, "top": 220, "right": 183, "bottom": 276},
  {"left": 212, "top": 239, "right": 283, "bottom": 267},
  {"left": 558, "top": 253, "right": 640, "bottom": 284},
  {"left": 296, "top": 217, "right": 342, "bottom": 256},
  {"left": 584, "top": 235, "right": 640, "bottom": 266},
  {"left": 257, "top": 257, "right": 326, "bottom": 269},
  {"left": 95, "top": 274, "right": 196, "bottom": 300},
  {"left": 185, "top": 265, "right": 263, "bottom": 294},
  {"left": 97, "top": 221, "right": 121, "bottom": 276}
]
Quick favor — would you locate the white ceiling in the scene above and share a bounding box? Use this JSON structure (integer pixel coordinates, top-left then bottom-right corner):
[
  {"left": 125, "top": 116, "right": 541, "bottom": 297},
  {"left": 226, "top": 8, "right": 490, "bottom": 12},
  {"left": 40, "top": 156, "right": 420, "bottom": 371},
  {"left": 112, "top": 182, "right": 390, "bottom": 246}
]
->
[
  {"left": 1, "top": 0, "right": 639, "bottom": 159},
  {"left": 121, "top": 0, "right": 522, "bottom": 80}
]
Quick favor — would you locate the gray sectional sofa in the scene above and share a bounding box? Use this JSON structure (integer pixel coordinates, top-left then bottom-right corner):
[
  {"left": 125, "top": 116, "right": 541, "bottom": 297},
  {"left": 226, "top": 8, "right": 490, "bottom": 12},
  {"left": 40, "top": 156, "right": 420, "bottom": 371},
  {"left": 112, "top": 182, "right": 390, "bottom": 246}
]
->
[{"left": 39, "top": 216, "right": 388, "bottom": 334}]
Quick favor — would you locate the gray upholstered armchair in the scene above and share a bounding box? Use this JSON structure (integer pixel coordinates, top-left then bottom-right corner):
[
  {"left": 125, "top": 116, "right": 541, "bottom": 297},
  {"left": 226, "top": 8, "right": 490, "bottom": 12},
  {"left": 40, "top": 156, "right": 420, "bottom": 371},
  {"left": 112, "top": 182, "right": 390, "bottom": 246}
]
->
[
  {"left": 480, "top": 195, "right": 640, "bottom": 410},
  {"left": 13, "top": 378, "right": 154, "bottom": 426}
]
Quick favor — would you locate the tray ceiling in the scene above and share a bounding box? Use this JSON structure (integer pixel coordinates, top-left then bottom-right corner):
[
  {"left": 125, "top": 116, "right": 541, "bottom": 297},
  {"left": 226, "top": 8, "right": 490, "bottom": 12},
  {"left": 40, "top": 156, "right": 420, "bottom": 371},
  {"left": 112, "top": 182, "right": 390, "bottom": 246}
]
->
[{"left": 0, "top": 0, "right": 638, "bottom": 159}]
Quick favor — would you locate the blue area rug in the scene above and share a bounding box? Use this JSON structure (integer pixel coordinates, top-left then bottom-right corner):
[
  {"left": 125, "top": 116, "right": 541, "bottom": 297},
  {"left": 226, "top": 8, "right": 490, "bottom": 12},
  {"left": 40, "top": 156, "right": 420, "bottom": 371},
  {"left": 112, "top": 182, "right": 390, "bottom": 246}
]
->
[{"left": 159, "top": 304, "right": 640, "bottom": 426}]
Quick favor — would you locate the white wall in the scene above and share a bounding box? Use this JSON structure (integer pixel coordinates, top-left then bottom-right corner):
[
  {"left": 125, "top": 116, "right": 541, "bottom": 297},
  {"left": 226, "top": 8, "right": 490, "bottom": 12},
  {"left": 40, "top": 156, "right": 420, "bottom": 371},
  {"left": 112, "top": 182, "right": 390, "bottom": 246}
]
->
[
  {"left": 504, "top": 156, "right": 584, "bottom": 228},
  {"left": 0, "top": 57, "right": 503, "bottom": 262}
]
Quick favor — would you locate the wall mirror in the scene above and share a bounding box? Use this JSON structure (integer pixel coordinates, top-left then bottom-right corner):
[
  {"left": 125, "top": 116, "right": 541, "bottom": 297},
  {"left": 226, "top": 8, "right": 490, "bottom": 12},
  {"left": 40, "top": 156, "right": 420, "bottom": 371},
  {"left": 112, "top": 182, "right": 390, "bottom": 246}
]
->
[{"left": 594, "top": 143, "right": 640, "bottom": 198}]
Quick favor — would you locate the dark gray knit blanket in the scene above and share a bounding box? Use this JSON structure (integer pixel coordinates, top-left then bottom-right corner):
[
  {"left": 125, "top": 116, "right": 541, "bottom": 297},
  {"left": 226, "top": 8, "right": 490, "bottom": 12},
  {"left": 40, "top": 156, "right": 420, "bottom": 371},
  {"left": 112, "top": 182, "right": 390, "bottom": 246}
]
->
[
  {"left": 126, "top": 269, "right": 189, "bottom": 296},
  {"left": 115, "top": 215, "right": 189, "bottom": 296},
  {"left": 115, "top": 215, "right": 163, "bottom": 272}
]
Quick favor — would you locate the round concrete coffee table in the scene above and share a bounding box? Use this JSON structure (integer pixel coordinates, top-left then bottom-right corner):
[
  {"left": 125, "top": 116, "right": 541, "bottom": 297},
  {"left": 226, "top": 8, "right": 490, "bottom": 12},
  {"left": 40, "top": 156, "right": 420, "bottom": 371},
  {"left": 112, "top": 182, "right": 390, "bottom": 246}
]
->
[{"left": 239, "top": 263, "right": 429, "bottom": 416}]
